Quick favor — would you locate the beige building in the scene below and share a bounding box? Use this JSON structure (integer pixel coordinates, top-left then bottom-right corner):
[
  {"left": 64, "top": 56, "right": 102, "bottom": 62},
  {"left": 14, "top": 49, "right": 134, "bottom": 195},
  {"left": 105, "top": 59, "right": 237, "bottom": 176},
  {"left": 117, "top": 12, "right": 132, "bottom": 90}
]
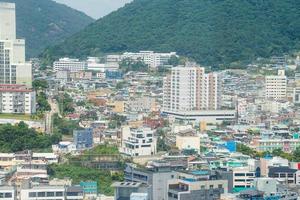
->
[
  {"left": 163, "top": 65, "right": 221, "bottom": 112},
  {"left": 176, "top": 129, "right": 200, "bottom": 153},
  {"left": 265, "top": 70, "right": 287, "bottom": 100}
]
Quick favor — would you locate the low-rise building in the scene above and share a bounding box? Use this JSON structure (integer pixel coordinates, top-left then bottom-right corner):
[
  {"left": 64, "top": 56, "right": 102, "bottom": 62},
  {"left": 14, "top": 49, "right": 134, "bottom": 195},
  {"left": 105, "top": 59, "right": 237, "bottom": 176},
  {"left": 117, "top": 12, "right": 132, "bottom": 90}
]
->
[
  {"left": 176, "top": 129, "right": 200, "bottom": 154},
  {"left": 120, "top": 127, "right": 156, "bottom": 157},
  {"left": 20, "top": 186, "right": 65, "bottom": 200},
  {"left": 73, "top": 128, "right": 93, "bottom": 150}
]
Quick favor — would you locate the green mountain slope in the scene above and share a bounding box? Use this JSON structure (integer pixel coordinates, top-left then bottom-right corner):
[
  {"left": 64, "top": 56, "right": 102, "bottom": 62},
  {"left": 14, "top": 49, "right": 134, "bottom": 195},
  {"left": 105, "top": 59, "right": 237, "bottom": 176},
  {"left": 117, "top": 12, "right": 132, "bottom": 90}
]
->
[
  {"left": 42, "top": 0, "right": 300, "bottom": 66},
  {"left": 4, "top": 0, "right": 94, "bottom": 57}
]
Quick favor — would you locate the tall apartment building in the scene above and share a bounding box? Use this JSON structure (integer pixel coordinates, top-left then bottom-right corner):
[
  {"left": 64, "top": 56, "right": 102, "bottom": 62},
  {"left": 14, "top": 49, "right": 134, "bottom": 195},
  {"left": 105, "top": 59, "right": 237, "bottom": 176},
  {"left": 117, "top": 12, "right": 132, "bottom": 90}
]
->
[
  {"left": 0, "top": 84, "right": 36, "bottom": 114},
  {"left": 0, "top": 2, "right": 32, "bottom": 88},
  {"left": 53, "top": 58, "right": 87, "bottom": 72},
  {"left": 122, "top": 51, "right": 177, "bottom": 68},
  {"left": 265, "top": 70, "right": 287, "bottom": 100},
  {"left": 163, "top": 66, "right": 221, "bottom": 112}
]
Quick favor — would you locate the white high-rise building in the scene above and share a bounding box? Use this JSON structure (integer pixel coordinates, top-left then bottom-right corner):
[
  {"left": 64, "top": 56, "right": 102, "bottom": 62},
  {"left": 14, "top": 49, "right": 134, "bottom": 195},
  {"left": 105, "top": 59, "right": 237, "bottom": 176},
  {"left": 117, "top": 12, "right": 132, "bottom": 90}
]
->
[
  {"left": 163, "top": 66, "right": 221, "bottom": 112},
  {"left": 265, "top": 70, "right": 287, "bottom": 100},
  {"left": 0, "top": 2, "right": 32, "bottom": 88}
]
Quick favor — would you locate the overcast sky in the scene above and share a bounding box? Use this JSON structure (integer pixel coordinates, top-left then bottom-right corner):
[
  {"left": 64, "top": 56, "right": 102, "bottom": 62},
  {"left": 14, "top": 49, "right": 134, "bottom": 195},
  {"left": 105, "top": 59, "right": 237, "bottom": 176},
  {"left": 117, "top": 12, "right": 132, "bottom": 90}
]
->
[{"left": 55, "top": 0, "right": 133, "bottom": 19}]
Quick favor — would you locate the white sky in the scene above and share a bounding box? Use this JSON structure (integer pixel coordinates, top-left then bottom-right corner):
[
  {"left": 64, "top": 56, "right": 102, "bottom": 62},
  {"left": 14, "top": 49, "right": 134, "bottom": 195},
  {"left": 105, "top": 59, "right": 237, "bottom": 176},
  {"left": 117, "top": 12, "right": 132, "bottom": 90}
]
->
[{"left": 54, "top": 0, "right": 133, "bottom": 19}]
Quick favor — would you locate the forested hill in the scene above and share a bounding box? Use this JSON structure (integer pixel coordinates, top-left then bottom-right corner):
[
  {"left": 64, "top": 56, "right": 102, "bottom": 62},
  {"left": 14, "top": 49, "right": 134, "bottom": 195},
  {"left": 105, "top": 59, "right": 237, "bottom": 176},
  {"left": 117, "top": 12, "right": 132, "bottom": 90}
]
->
[
  {"left": 4, "top": 0, "right": 94, "bottom": 57},
  {"left": 41, "top": 0, "right": 300, "bottom": 66}
]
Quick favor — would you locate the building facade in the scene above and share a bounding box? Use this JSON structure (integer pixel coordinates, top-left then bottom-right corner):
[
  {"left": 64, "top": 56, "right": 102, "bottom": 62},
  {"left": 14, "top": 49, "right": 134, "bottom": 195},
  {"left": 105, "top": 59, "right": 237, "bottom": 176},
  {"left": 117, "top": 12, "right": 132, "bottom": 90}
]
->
[
  {"left": 0, "top": 84, "right": 36, "bottom": 114},
  {"left": 122, "top": 51, "right": 177, "bottom": 68},
  {"left": 163, "top": 66, "right": 221, "bottom": 112},
  {"left": 120, "top": 127, "right": 157, "bottom": 157},
  {"left": 73, "top": 128, "right": 93, "bottom": 150},
  {"left": 0, "top": 3, "right": 32, "bottom": 88},
  {"left": 53, "top": 58, "right": 86, "bottom": 72},
  {"left": 265, "top": 70, "right": 287, "bottom": 100}
]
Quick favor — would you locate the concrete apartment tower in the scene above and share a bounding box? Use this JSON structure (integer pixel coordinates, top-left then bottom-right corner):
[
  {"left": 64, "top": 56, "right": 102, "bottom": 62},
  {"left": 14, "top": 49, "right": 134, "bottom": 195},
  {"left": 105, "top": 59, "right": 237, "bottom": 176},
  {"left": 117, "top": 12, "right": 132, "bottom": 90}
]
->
[
  {"left": 265, "top": 69, "right": 287, "bottom": 100},
  {"left": 163, "top": 65, "right": 221, "bottom": 112},
  {"left": 0, "top": 2, "right": 32, "bottom": 88}
]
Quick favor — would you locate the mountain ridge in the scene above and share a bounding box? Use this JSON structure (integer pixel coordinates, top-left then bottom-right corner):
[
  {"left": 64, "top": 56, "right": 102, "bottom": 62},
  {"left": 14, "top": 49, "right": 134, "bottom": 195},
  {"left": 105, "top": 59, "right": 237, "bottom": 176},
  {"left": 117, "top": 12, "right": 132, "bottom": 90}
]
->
[
  {"left": 3, "top": 0, "right": 94, "bottom": 57},
  {"left": 41, "top": 0, "right": 300, "bottom": 66}
]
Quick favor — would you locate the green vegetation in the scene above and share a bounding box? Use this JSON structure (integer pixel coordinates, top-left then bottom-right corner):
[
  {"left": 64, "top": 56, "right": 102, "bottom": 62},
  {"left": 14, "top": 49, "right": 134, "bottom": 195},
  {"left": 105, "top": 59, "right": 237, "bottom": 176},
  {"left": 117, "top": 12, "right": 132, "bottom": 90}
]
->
[
  {"left": 36, "top": 92, "right": 51, "bottom": 112},
  {"left": 55, "top": 93, "right": 75, "bottom": 115},
  {"left": 53, "top": 114, "right": 79, "bottom": 135},
  {"left": 48, "top": 164, "right": 123, "bottom": 195},
  {"left": 5, "top": 0, "right": 93, "bottom": 58},
  {"left": 32, "top": 79, "right": 48, "bottom": 90},
  {"left": 0, "top": 113, "right": 32, "bottom": 121},
  {"left": 33, "top": 79, "right": 51, "bottom": 118},
  {"left": 119, "top": 58, "right": 149, "bottom": 72},
  {"left": 156, "top": 129, "right": 171, "bottom": 152},
  {"left": 84, "top": 144, "right": 119, "bottom": 155},
  {"left": 0, "top": 122, "right": 61, "bottom": 152},
  {"left": 49, "top": 144, "right": 124, "bottom": 195},
  {"left": 108, "top": 114, "right": 127, "bottom": 129},
  {"left": 237, "top": 144, "right": 300, "bottom": 162},
  {"left": 42, "top": 0, "right": 300, "bottom": 66}
]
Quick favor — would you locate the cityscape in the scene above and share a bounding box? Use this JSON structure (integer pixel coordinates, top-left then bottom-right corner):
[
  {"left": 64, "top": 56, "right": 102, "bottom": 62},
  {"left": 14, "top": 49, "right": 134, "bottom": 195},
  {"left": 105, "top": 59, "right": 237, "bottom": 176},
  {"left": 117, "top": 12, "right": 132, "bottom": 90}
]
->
[{"left": 0, "top": 1, "right": 300, "bottom": 200}]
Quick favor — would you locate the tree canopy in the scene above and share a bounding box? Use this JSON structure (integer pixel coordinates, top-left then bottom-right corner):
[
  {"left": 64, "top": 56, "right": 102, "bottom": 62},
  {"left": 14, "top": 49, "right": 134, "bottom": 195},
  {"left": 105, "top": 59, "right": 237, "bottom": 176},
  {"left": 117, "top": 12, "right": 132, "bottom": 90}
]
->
[
  {"left": 42, "top": 0, "right": 300, "bottom": 67},
  {"left": 0, "top": 122, "right": 60, "bottom": 152}
]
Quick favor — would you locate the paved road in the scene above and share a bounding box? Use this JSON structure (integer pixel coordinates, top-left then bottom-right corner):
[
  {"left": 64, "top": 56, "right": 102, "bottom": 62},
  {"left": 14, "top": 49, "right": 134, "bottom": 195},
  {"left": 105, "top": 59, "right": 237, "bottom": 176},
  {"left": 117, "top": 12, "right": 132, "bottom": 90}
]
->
[{"left": 45, "top": 98, "right": 61, "bottom": 134}]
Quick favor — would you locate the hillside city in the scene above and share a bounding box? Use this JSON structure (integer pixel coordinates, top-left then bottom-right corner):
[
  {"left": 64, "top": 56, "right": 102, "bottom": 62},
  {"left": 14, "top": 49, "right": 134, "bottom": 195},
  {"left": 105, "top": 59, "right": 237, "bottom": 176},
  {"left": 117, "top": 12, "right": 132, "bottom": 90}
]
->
[{"left": 2, "top": 1, "right": 300, "bottom": 200}]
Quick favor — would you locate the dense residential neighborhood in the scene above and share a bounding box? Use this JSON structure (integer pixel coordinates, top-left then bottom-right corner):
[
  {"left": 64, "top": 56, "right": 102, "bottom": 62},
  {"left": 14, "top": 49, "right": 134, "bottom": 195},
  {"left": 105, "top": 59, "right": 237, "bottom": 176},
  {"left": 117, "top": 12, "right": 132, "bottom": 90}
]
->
[{"left": 1, "top": 1, "right": 300, "bottom": 200}]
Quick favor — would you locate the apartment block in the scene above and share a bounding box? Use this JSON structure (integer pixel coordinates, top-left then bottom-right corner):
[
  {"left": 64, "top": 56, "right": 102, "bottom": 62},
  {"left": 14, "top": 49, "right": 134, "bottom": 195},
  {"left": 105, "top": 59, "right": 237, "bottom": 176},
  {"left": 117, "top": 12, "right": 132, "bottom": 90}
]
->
[
  {"left": 122, "top": 51, "right": 177, "bottom": 68},
  {"left": 167, "top": 179, "right": 227, "bottom": 200},
  {"left": 265, "top": 70, "right": 287, "bottom": 100},
  {"left": 0, "top": 84, "right": 36, "bottom": 114},
  {"left": 53, "top": 58, "right": 86, "bottom": 72},
  {"left": 163, "top": 66, "right": 221, "bottom": 113}
]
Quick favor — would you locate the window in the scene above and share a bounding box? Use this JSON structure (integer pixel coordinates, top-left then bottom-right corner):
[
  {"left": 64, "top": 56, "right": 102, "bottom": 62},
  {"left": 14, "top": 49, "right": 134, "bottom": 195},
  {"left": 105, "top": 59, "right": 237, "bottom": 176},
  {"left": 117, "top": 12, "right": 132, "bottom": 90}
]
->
[
  {"left": 218, "top": 184, "right": 223, "bottom": 189},
  {"left": 209, "top": 185, "right": 214, "bottom": 189},
  {"left": 47, "top": 192, "right": 55, "bottom": 197},
  {"left": 37, "top": 192, "right": 45, "bottom": 197},
  {"left": 4, "top": 193, "right": 12, "bottom": 198},
  {"left": 56, "top": 192, "right": 63, "bottom": 196}
]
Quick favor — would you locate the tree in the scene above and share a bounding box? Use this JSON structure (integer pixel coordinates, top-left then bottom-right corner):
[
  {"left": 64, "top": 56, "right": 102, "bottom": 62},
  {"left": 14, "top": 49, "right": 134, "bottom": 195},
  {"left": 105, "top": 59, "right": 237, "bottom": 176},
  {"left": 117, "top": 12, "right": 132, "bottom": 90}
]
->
[
  {"left": 0, "top": 122, "right": 61, "bottom": 152},
  {"left": 32, "top": 79, "right": 48, "bottom": 90}
]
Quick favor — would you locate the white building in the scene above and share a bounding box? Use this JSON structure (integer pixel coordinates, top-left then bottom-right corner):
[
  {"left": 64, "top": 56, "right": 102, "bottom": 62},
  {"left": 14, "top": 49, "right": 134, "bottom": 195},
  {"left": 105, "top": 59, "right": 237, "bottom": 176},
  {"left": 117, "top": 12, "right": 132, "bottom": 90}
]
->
[
  {"left": 0, "top": 186, "right": 16, "bottom": 200},
  {"left": 163, "top": 66, "right": 221, "bottom": 112},
  {"left": 20, "top": 186, "right": 65, "bottom": 200},
  {"left": 293, "top": 87, "right": 300, "bottom": 104},
  {"left": 86, "top": 57, "right": 119, "bottom": 72},
  {"left": 122, "top": 51, "right": 177, "bottom": 68},
  {"left": 265, "top": 70, "right": 287, "bottom": 100},
  {"left": 130, "top": 193, "right": 148, "bottom": 200},
  {"left": 120, "top": 126, "right": 157, "bottom": 157},
  {"left": 0, "top": 84, "right": 36, "bottom": 114},
  {"left": 53, "top": 58, "right": 86, "bottom": 72},
  {"left": 232, "top": 167, "right": 255, "bottom": 190},
  {"left": 0, "top": 3, "right": 32, "bottom": 88}
]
